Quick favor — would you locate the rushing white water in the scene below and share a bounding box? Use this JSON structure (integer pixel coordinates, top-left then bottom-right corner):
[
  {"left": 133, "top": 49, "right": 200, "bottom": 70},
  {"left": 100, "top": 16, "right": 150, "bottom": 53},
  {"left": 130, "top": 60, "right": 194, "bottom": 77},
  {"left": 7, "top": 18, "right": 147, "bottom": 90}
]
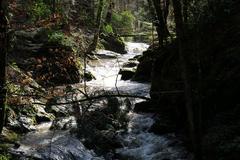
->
[
  {"left": 11, "top": 117, "right": 103, "bottom": 160},
  {"left": 11, "top": 42, "right": 192, "bottom": 160},
  {"left": 86, "top": 42, "right": 192, "bottom": 160},
  {"left": 116, "top": 112, "right": 192, "bottom": 160},
  {"left": 87, "top": 42, "right": 150, "bottom": 92}
]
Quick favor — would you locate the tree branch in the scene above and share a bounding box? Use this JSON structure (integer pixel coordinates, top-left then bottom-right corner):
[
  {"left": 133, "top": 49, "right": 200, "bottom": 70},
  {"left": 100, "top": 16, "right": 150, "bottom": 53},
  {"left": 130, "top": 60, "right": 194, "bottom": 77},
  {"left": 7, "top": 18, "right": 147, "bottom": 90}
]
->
[{"left": 33, "top": 94, "right": 151, "bottom": 106}]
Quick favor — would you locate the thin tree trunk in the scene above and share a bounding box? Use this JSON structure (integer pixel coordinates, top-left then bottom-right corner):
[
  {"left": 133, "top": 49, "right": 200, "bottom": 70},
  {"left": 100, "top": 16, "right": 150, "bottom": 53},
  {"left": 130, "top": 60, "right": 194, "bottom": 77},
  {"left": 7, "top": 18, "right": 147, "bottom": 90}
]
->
[
  {"left": 152, "top": 0, "right": 164, "bottom": 46},
  {"left": 88, "top": 0, "right": 104, "bottom": 52},
  {"left": 0, "top": 0, "right": 8, "bottom": 134},
  {"left": 171, "top": 0, "right": 199, "bottom": 159},
  {"left": 105, "top": 0, "right": 113, "bottom": 24},
  {"left": 147, "top": 0, "right": 162, "bottom": 46},
  {"left": 148, "top": 0, "right": 169, "bottom": 46}
]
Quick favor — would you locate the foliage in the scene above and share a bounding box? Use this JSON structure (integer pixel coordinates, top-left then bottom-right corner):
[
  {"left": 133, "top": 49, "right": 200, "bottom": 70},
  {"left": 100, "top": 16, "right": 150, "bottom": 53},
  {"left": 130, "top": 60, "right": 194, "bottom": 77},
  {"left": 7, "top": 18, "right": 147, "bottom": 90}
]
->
[
  {"left": 111, "top": 11, "right": 135, "bottom": 34},
  {"left": 103, "top": 24, "right": 114, "bottom": 34},
  {"left": 0, "top": 154, "right": 10, "bottom": 160},
  {"left": 134, "top": 3, "right": 152, "bottom": 22},
  {"left": 2, "top": 130, "right": 20, "bottom": 143},
  {"left": 48, "top": 31, "right": 76, "bottom": 51},
  {"left": 28, "top": 0, "right": 51, "bottom": 21},
  {"left": 48, "top": 31, "right": 65, "bottom": 44}
]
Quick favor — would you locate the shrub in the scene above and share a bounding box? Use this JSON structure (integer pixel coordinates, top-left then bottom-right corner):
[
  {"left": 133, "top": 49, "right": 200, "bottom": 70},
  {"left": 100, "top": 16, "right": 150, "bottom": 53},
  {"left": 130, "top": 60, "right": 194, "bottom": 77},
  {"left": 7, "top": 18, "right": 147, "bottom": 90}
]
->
[
  {"left": 111, "top": 11, "right": 135, "bottom": 35},
  {"left": 103, "top": 24, "right": 114, "bottom": 34},
  {"left": 28, "top": 0, "right": 51, "bottom": 21},
  {"left": 48, "top": 31, "right": 65, "bottom": 44},
  {"left": 48, "top": 31, "right": 77, "bottom": 53}
]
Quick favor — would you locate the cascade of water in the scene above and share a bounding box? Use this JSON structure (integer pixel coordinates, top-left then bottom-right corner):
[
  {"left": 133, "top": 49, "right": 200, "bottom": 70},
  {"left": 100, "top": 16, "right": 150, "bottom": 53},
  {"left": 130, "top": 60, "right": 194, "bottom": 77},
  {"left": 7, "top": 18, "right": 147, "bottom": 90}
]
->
[{"left": 11, "top": 42, "right": 191, "bottom": 160}]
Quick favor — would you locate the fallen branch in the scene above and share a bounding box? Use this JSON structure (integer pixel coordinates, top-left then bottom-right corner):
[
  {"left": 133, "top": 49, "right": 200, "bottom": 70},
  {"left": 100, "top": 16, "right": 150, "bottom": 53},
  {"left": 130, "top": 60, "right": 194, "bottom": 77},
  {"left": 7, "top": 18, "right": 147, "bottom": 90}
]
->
[{"left": 33, "top": 94, "right": 151, "bottom": 106}]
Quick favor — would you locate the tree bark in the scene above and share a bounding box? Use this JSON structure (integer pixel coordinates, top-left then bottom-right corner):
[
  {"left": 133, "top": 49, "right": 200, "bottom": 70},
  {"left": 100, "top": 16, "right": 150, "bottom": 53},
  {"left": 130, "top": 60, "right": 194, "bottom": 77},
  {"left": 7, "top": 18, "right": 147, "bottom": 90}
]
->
[
  {"left": 147, "top": 0, "right": 169, "bottom": 46},
  {"left": 0, "top": 0, "right": 8, "bottom": 134},
  {"left": 171, "top": 0, "right": 199, "bottom": 159},
  {"left": 105, "top": 0, "right": 113, "bottom": 24},
  {"left": 152, "top": 0, "right": 164, "bottom": 46},
  {"left": 88, "top": 0, "right": 104, "bottom": 52}
]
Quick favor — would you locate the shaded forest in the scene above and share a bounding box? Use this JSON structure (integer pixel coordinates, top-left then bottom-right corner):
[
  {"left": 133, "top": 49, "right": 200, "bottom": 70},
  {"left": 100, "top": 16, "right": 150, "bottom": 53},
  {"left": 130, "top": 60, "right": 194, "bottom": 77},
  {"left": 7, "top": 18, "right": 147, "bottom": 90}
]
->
[{"left": 1, "top": 0, "right": 240, "bottom": 160}]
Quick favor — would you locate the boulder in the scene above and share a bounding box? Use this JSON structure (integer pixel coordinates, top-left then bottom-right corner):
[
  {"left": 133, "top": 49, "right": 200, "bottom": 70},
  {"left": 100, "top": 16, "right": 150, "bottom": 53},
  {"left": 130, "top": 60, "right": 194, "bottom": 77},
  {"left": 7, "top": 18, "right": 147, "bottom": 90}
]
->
[
  {"left": 119, "top": 68, "right": 136, "bottom": 80},
  {"left": 84, "top": 71, "right": 96, "bottom": 81},
  {"left": 131, "top": 50, "right": 154, "bottom": 82},
  {"left": 100, "top": 34, "right": 127, "bottom": 54},
  {"left": 46, "top": 105, "right": 70, "bottom": 117},
  {"left": 122, "top": 61, "right": 139, "bottom": 68},
  {"left": 33, "top": 104, "right": 55, "bottom": 123},
  {"left": 11, "top": 29, "right": 82, "bottom": 87},
  {"left": 18, "top": 116, "right": 36, "bottom": 132},
  {"left": 95, "top": 50, "right": 119, "bottom": 59}
]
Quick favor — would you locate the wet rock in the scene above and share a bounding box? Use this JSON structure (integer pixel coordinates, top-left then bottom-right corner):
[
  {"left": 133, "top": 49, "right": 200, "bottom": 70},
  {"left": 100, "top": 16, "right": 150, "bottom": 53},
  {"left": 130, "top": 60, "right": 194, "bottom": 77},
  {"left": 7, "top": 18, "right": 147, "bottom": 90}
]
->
[
  {"left": 132, "top": 55, "right": 142, "bottom": 61},
  {"left": 33, "top": 135, "right": 102, "bottom": 160},
  {"left": 46, "top": 105, "right": 70, "bottom": 117},
  {"left": 95, "top": 50, "right": 119, "bottom": 59},
  {"left": 50, "top": 117, "right": 76, "bottom": 130},
  {"left": 18, "top": 116, "right": 36, "bottom": 132},
  {"left": 33, "top": 104, "right": 55, "bottom": 123},
  {"left": 77, "top": 97, "right": 129, "bottom": 154},
  {"left": 122, "top": 61, "right": 139, "bottom": 68},
  {"left": 119, "top": 68, "right": 136, "bottom": 80},
  {"left": 132, "top": 56, "right": 152, "bottom": 82},
  {"left": 84, "top": 71, "right": 96, "bottom": 81},
  {"left": 0, "top": 128, "right": 20, "bottom": 143},
  {"left": 100, "top": 34, "right": 127, "bottom": 54},
  {"left": 6, "top": 119, "right": 21, "bottom": 132}
]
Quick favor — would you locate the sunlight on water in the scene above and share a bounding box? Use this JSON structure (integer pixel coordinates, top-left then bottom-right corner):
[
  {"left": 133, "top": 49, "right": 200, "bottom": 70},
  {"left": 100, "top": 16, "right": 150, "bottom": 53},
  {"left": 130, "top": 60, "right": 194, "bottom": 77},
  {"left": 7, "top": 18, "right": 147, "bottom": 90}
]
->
[
  {"left": 11, "top": 42, "right": 191, "bottom": 160},
  {"left": 87, "top": 42, "right": 150, "bottom": 90}
]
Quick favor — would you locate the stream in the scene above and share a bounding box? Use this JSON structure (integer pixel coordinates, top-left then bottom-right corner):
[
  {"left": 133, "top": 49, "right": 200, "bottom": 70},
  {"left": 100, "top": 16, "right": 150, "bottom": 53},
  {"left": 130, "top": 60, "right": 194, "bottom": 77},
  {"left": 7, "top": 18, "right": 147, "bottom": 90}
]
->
[{"left": 10, "top": 42, "right": 192, "bottom": 160}]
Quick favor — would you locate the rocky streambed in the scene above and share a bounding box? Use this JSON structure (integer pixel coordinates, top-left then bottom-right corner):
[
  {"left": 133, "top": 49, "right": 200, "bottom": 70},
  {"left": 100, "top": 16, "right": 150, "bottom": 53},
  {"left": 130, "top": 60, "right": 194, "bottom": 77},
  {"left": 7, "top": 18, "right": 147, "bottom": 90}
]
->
[{"left": 2, "top": 42, "right": 192, "bottom": 160}]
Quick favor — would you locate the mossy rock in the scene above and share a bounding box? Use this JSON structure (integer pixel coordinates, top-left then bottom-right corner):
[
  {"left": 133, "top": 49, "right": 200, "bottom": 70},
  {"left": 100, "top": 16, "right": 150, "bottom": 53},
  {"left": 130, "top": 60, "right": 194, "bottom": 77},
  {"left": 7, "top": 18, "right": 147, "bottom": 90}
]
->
[
  {"left": 0, "top": 128, "right": 20, "bottom": 143},
  {"left": 100, "top": 34, "right": 127, "bottom": 54}
]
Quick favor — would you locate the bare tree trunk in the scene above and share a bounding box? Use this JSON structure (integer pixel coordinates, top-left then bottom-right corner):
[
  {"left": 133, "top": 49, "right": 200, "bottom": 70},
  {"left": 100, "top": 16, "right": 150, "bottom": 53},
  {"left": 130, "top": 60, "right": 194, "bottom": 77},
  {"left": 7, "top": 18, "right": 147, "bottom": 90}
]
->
[
  {"left": 163, "top": 0, "right": 171, "bottom": 39},
  {"left": 88, "top": 0, "right": 104, "bottom": 52},
  {"left": 152, "top": 0, "right": 164, "bottom": 46},
  {"left": 148, "top": 0, "right": 169, "bottom": 47},
  {"left": 171, "top": 0, "right": 199, "bottom": 159},
  {"left": 0, "top": 0, "right": 8, "bottom": 134},
  {"left": 105, "top": 0, "right": 113, "bottom": 24}
]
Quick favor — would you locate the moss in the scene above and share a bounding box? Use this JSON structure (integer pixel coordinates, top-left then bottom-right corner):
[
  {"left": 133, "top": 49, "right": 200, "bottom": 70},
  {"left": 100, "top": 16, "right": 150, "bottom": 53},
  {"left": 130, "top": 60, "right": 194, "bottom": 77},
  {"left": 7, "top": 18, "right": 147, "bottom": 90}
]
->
[
  {"left": 48, "top": 31, "right": 77, "bottom": 52},
  {"left": 2, "top": 129, "right": 20, "bottom": 143},
  {"left": 0, "top": 144, "right": 13, "bottom": 151},
  {"left": 97, "top": 41, "right": 105, "bottom": 49},
  {"left": 0, "top": 154, "right": 11, "bottom": 160}
]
